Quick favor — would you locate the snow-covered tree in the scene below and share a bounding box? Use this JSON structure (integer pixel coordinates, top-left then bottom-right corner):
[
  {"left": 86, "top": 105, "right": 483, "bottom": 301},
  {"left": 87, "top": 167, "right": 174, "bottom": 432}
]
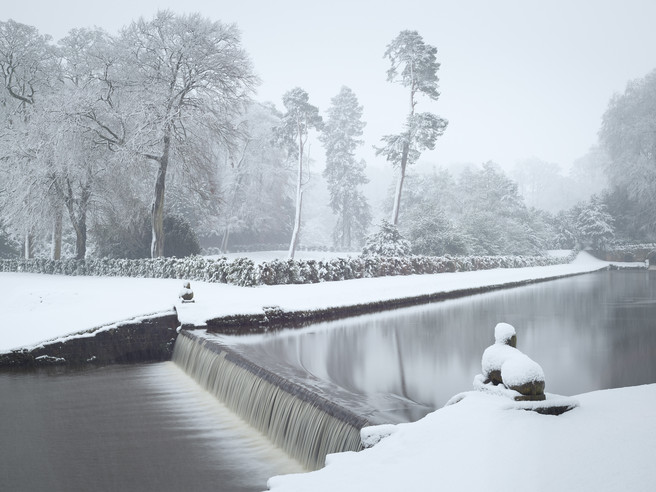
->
[
  {"left": 408, "top": 210, "right": 470, "bottom": 256},
  {"left": 275, "top": 87, "right": 323, "bottom": 259},
  {"left": 376, "top": 31, "right": 448, "bottom": 226},
  {"left": 456, "top": 163, "right": 548, "bottom": 255},
  {"left": 600, "top": 69, "right": 656, "bottom": 202},
  {"left": 84, "top": 11, "right": 257, "bottom": 258},
  {"left": 574, "top": 196, "right": 614, "bottom": 250},
  {"left": 320, "top": 86, "right": 371, "bottom": 250},
  {"left": 213, "top": 102, "right": 293, "bottom": 251},
  {"left": 599, "top": 69, "right": 656, "bottom": 237},
  {"left": 0, "top": 20, "right": 59, "bottom": 258},
  {"left": 362, "top": 220, "right": 411, "bottom": 256}
]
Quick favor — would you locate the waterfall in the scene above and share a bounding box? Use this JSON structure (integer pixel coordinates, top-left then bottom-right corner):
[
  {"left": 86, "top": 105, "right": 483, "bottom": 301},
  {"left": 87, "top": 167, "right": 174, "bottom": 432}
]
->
[{"left": 172, "top": 331, "right": 369, "bottom": 470}]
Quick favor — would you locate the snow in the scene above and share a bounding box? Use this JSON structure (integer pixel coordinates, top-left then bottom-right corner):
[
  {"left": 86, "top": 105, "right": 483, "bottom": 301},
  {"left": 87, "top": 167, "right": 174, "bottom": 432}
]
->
[
  {"left": 494, "top": 321, "right": 516, "bottom": 343},
  {"left": 0, "top": 251, "right": 628, "bottom": 352},
  {"left": 267, "top": 384, "right": 656, "bottom": 492},
  {"left": 481, "top": 343, "right": 517, "bottom": 377},
  {"left": 1, "top": 250, "right": 653, "bottom": 491},
  {"left": 501, "top": 352, "right": 545, "bottom": 387}
]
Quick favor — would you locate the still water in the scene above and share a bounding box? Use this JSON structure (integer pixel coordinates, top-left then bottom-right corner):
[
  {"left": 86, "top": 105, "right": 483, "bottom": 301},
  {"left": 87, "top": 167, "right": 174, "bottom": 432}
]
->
[
  {"left": 229, "top": 270, "right": 656, "bottom": 422},
  {"left": 0, "top": 362, "right": 302, "bottom": 492},
  {"left": 2, "top": 270, "right": 654, "bottom": 488}
]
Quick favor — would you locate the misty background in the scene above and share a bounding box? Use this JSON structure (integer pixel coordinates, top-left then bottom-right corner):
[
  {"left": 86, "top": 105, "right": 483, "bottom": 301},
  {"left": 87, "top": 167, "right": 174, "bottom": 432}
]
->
[{"left": 1, "top": 0, "right": 655, "bottom": 259}]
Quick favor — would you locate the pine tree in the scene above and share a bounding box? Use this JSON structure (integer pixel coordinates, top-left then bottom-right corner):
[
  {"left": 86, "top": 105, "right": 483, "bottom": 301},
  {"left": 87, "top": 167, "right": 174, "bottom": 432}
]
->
[
  {"left": 575, "top": 196, "right": 615, "bottom": 250},
  {"left": 276, "top": 88, "right": 323, "bottom": 259},
  {"left": 376, "top": 31, "right": 448, "bottom": 226},
  {"left": 320, "top": 87, "right": 371, "bottom": 250}
]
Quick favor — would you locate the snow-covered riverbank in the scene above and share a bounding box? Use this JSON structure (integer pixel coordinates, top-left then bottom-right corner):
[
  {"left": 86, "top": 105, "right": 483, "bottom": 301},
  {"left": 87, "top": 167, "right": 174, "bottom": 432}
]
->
[
  {"left": 267, "top": 382, "right": 656, "bottom": 492},
  {"left": 0, "top": 251, "right": 626, "bottom": 352}
]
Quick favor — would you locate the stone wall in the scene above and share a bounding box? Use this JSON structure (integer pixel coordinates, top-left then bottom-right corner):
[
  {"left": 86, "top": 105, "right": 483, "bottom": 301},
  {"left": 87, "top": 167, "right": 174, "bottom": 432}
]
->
[
  {"left": 592, "top": 245, "right": 656, "bottom": 262},
  {"left": 0, "top": 312, "right": 179, "bottom": 368}
]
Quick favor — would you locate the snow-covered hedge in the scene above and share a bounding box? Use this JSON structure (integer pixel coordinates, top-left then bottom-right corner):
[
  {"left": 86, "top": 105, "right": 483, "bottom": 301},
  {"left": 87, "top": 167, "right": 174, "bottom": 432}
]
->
[{"left": 0, "top": 252, "right": 577, "bottom": 287}]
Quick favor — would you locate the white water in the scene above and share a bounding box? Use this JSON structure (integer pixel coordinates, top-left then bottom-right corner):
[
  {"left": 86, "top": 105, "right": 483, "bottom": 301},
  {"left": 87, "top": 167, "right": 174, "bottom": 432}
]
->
[{"left": 172, "top": 332, "right": 366, "bottom": 470}]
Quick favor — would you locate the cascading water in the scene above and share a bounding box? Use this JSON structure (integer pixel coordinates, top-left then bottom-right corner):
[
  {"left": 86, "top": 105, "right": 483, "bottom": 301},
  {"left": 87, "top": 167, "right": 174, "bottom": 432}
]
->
[{"left": 172, "top": 330, "right": 369, "bottom": 470}]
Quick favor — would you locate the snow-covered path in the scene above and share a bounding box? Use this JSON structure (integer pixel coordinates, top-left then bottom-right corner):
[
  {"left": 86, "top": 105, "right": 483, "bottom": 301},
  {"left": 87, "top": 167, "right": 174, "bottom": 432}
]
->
[{"left": 0, "top": 252, "right": 628, "bottom": 352}]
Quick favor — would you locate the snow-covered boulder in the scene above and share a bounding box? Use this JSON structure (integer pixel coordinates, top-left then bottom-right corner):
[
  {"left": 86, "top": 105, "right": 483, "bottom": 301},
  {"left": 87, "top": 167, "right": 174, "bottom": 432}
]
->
[{"left": 480, "top": 322, "right": 545, "bottom": 401}]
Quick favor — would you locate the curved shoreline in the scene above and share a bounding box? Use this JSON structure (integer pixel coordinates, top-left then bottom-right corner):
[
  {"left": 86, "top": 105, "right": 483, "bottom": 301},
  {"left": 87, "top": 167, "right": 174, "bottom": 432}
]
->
[
  {"left": 201, "top": 269, "right": 599, "bottom": 334},
  {"left": 3, "top": 260, "right": 641, "bottom": 366}
]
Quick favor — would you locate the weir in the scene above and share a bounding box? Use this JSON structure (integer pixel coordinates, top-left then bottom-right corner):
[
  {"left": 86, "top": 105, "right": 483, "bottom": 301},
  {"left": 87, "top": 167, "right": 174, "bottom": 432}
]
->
[{"left": 172, "top": 330, "right": 371, "bottom": 471}]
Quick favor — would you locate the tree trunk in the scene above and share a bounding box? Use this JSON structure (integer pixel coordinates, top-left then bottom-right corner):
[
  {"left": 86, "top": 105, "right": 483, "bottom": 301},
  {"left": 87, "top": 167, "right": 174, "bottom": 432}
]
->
[
  {"left": 221, "top": 227, "right": 230, "bottom": 253},
  {"left": 24, "top": 233, "right": 33, "bottom": 259},
  {"left": 288, "top": 188, "right": 303, "bottom": 259},
  {"left": 74, "top": 214, "right": 87, "bottom": 260},
  {"left": 151, "top": 135, "right": 170, "bottom": 258},
  {"left": 342, "top": 194, "right": 350, "bottom": 250},
  {"left": 288, "top": 126, "right": 305, "bottom": 259},
  {"left": 63, "top": 182, "right": 90, "bottom": 261},
  {"left": 51, "top": 207, "right": 63, "bottom": 260},
  {"left": 391, "top": 143, "right": 409, "bottom": 226}
]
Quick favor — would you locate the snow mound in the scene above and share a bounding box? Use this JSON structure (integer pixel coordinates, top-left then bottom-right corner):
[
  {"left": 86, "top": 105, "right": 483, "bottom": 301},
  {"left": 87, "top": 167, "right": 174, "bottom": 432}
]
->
[
  {"left": 481, "top": 343, "right": 517, "bottom": 377},
  {"left": 360, "top": 424, "right": 398, "bottom": 448},
  {"left": 501, "top": 352, "right": 545, "bottom": 387},
  {"left": 494, "top": 322, "right": 516, "bottom": 343}
]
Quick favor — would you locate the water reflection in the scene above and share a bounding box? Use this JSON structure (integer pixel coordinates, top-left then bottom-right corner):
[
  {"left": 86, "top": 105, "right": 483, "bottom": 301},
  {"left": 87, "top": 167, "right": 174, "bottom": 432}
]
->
[{"left": 231, "top": 270, "right": 656, "bottom": 422}]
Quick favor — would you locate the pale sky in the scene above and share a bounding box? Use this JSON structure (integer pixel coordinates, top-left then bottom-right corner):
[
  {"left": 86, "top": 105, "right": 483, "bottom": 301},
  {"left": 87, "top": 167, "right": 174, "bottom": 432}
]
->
[{"left": 4, "top": 0, "right": 656, "bottom": 172}]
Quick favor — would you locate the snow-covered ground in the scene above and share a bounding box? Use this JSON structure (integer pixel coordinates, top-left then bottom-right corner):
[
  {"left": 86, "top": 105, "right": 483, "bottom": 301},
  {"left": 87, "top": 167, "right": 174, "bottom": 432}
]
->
[
  {"left": 0, "top": 251, "right": 624, "bottom": 352},
  {"left": 2, "top": 250, "right": 653, "bottom": 491},
  {"left": 268, "top": 384, "right": 656, "bottom": 492}
]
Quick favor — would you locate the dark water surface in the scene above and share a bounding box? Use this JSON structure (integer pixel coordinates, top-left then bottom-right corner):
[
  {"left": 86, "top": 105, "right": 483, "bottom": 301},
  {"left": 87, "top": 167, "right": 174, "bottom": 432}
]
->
[
  {"left": 229, "top": 270, "right": 656, "bottom": 422},
  {"left": 0, "top": 362, "right": 302, "bottom": 492}
]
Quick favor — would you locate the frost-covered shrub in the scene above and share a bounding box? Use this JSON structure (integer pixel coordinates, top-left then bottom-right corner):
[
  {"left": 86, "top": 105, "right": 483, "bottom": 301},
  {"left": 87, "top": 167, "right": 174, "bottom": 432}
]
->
[
  {"left": 362, "top": 220, "right": 411, "bottom": 257},
  {"left": 0, "top": 249, "right": 577, "bottom": 287},
  {"left": 225, "top": 257, "right": 258, "bottom": 286},
  {"left": 299, "top": 259, "right": 320, "bottom": 284},
  {"left": 259, "top": 259, "right": 287, "bottom": 285}
]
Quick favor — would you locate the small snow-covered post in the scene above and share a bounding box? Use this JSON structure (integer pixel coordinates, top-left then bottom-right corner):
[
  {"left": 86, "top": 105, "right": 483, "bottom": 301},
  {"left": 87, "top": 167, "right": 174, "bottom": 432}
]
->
[{"left": 179, "top": 282, "right": 194, "bottom": 303}]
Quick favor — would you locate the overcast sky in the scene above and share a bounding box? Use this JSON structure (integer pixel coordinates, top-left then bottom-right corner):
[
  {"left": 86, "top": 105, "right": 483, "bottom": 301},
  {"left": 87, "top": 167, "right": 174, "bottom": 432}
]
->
[{"left": 5, "top": 0, "right": 656, "bottom": 173}]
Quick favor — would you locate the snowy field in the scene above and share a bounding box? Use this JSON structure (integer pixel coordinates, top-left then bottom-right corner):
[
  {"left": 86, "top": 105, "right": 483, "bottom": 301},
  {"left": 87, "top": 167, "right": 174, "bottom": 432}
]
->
[
  {"left": 1, "top": 250, "right": 654, "bottom": 491},
  {"left": 0, "top": 251, "right": 629, "bottom": 352}
]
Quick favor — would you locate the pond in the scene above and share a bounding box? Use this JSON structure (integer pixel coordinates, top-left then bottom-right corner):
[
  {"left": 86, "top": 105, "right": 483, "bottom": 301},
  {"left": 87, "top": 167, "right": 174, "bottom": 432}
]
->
[
  {"left": 227, "top": 270, "right": 656, "bottom": 422},
  {"left": 0, "top": 362, "right": 302, "bottom": 492}
]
